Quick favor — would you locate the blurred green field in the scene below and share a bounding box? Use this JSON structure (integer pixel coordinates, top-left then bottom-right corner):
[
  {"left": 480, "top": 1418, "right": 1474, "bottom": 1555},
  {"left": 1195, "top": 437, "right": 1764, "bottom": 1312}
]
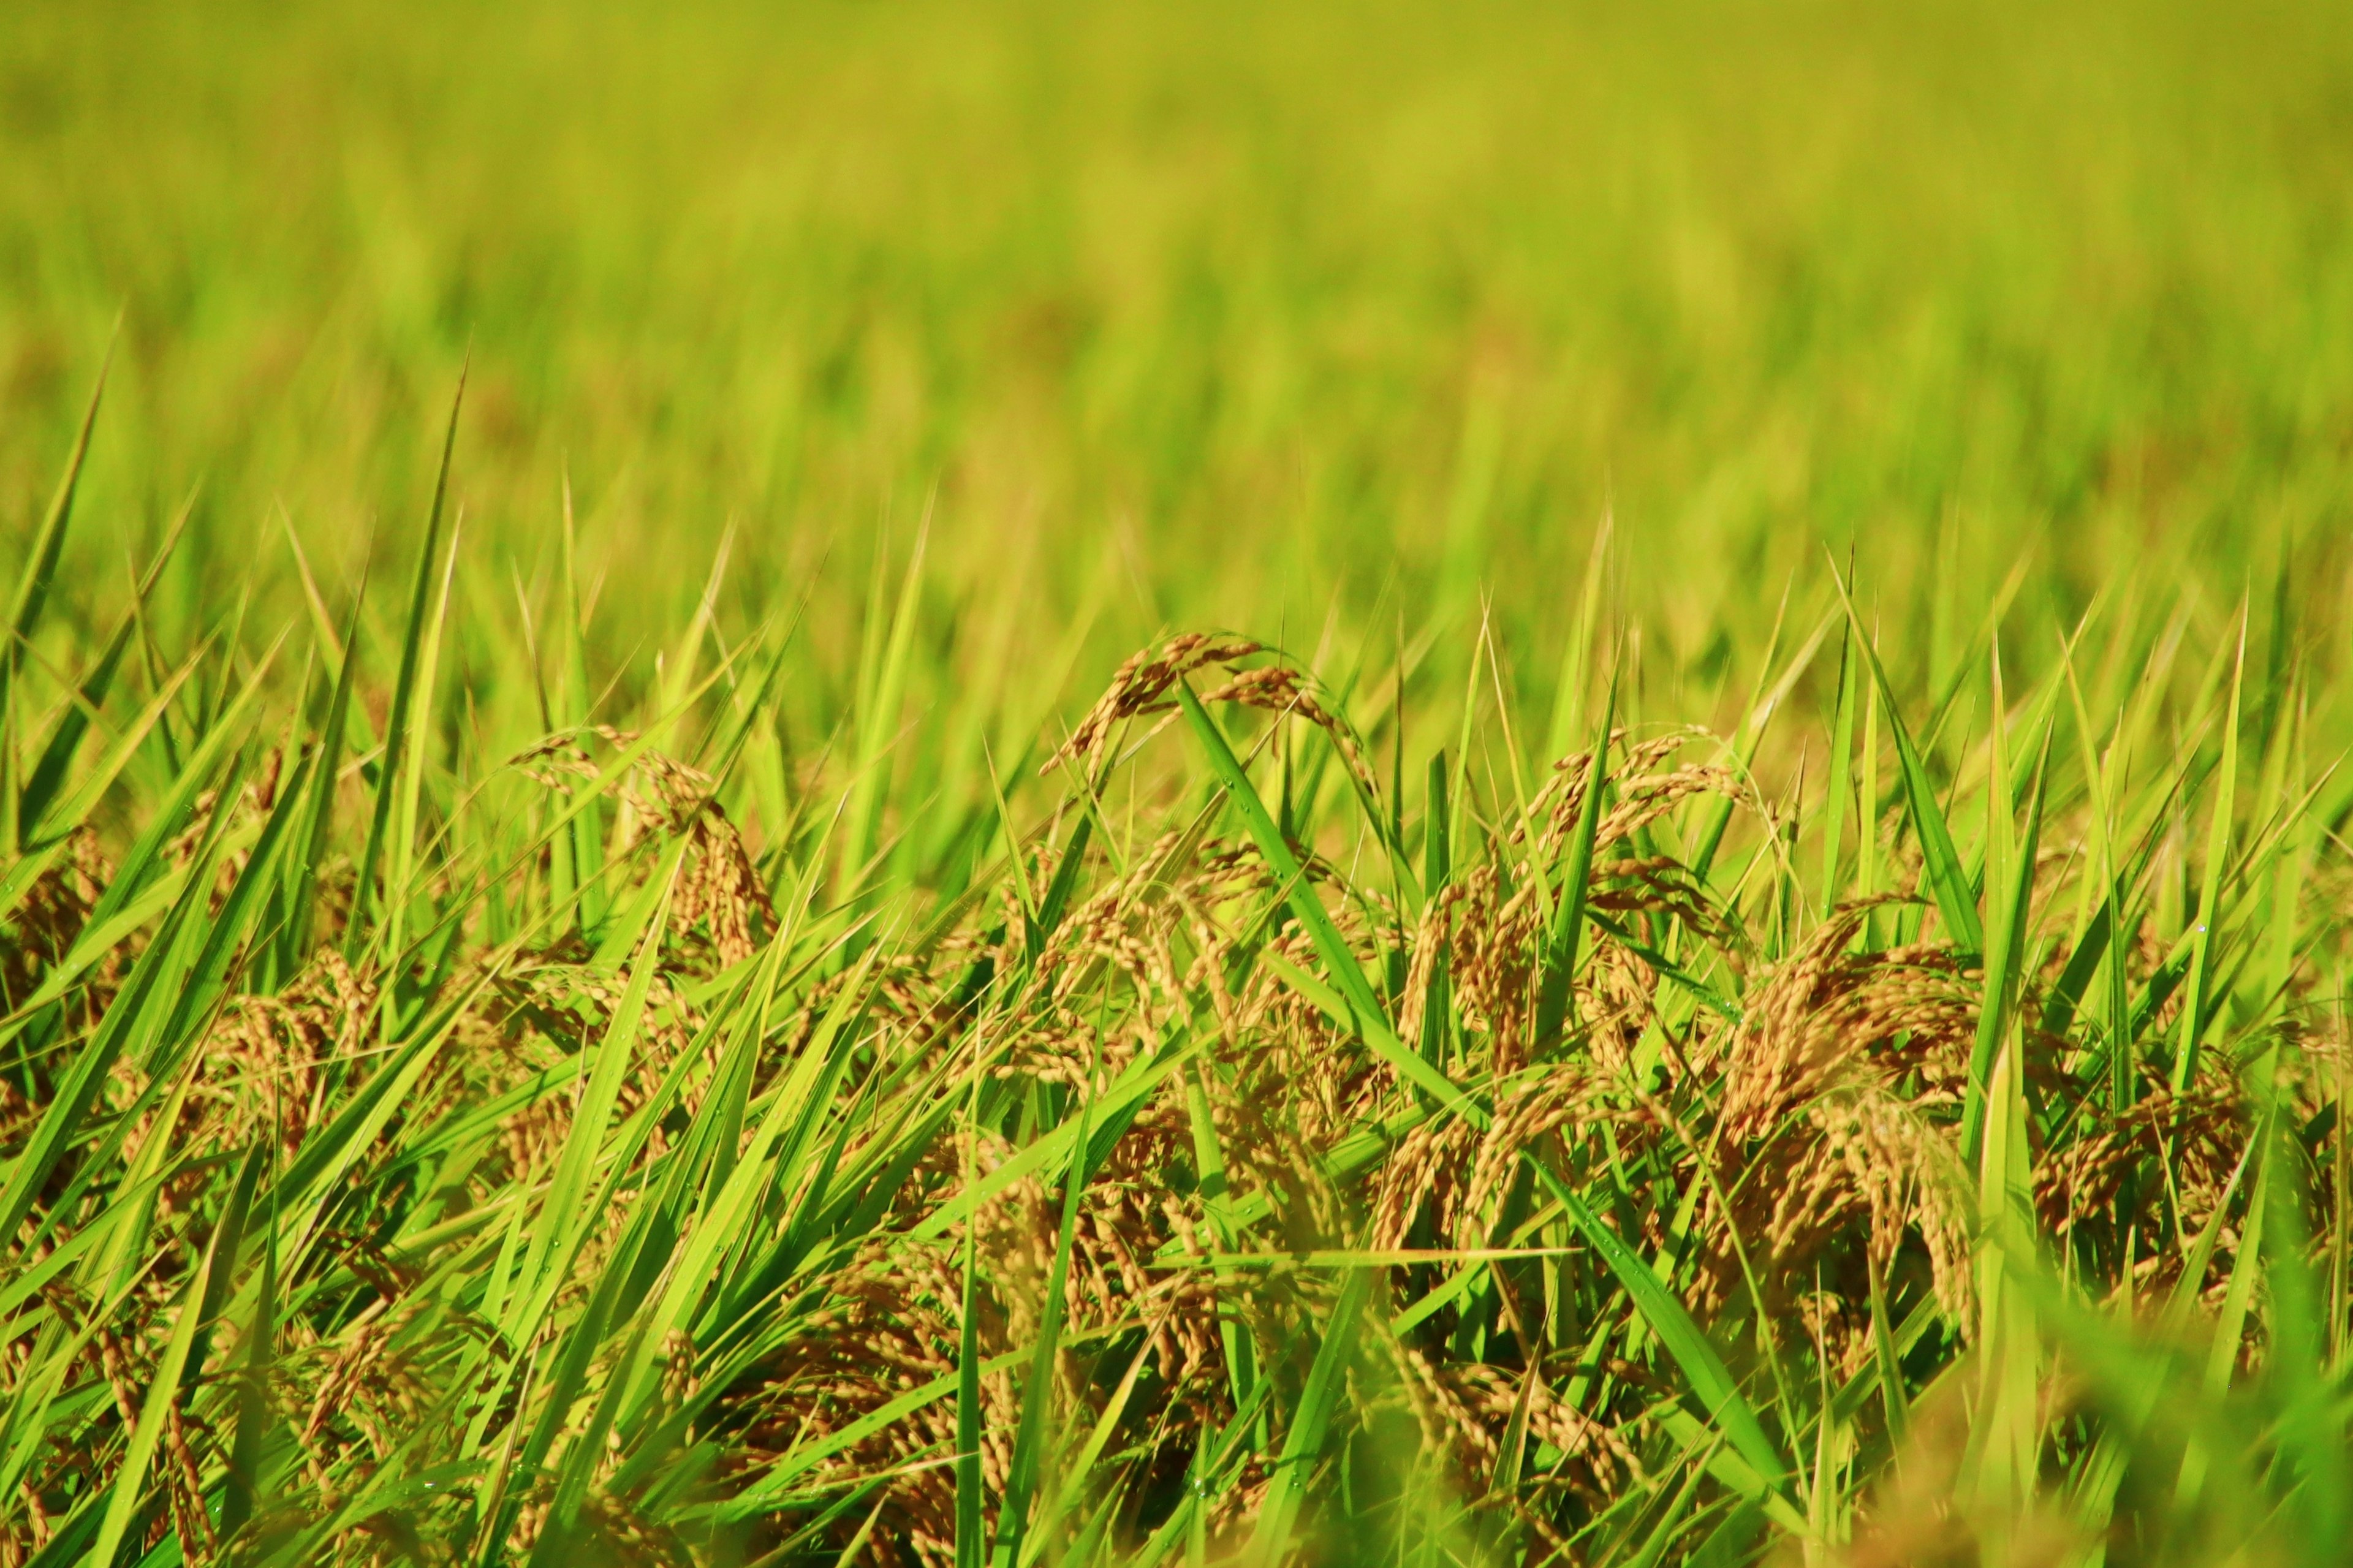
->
[
  {"left": 7, "top": 2, "right": 2353, "bottom": 1564},
  {"left": 8, "top": 0, "right": 2352, "bottom": 690}
]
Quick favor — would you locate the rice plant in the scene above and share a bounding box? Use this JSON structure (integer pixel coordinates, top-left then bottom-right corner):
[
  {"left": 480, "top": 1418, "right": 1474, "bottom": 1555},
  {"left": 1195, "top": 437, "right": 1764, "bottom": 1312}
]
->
[
  {"left": 6, "top": 2, "right": 2353, "bottom": 1563},
  {"left": 2, "top": 350, "right": 2349, "bottom": 1565}
]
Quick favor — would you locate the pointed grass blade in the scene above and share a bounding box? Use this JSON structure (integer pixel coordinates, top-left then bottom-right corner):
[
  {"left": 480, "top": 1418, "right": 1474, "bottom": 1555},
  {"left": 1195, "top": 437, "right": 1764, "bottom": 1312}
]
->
[
  {"left": 86, "top": 1146, "right": 248, "bottom": 1568},
  {"left": 1819, "top": 622, "right": 1857, "bottom": 921},
  {"left": 349, "top": 365, "right": 465, "bottom": 956},
  {"left": 221, "top": 1215, "right": 278, "bottom": 1542},
  {"left": 1536, "top": 680, "right": 1615, "bottom": 1049},
  {"left": 956, "top": 1143, "right": 987, "bottom": 1568},
  {"left": 1, "top": 331, "right": 112, "bottom": 725},
  {"left": 15, "top": 502, "right": 186, "bottom": 842},
  {"left": 2175, "top": 618, "right": 2244, "bottom": 1090},
  {"left": 1961, "top": 725, "right": 2050, "bottom": 1167},
  {"left": 1830, "top": 570, "right": 1984, "bottom": 953},
  {"left": 996, "top": 1094, "right": 1090, "bottom": 1566},
  {"left": 284, "top": 577, "right": 368, "bottom": 967}
]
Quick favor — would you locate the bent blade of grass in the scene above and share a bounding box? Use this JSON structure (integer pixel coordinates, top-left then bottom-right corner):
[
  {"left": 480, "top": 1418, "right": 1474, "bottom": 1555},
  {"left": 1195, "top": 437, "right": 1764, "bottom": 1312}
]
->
[
  {"left": 1652, "top": 1407, "right": 1809, "bottom": 1537},
  {"left": 265, "top": 967, "right": 501, "bottom": 1270},
  {"left": 1526, "top": 1157, "right": 1791, "bottom": 1496},
  {"left": 1245, "top": 1265, "right": 1371, "bottom": 1567},
  {"left": 531, "top": 1304, "right": 662, "bottom": 1565},
  {"left": 509, "top": 847, "right": 683, "bottom": 1332},
  {"left": 1586, "top": 911, "right": 1743, "bottom": 1023},
  {"left": 911, "top": 1025, "right": 1203, "bottom": 1246},
  {"left": 608, "top": 938, "right": 830, "bottom": 1424},
  {"left": 721, "top": 1347, "right": 1030, "bottom": 1518},
  {"left": 1019, "top": 1330, "right": 1156, "bottom": 1568},
  {"left": 1176, "top": 680, "right": 1482, "bottom": 1126}
]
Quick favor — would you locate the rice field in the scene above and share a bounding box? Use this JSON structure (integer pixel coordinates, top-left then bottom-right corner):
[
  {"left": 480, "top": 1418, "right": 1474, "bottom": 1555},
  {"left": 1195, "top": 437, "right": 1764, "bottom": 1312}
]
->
[{"left": 5, "top": 1, "right": 2353, "bottom": 1563}]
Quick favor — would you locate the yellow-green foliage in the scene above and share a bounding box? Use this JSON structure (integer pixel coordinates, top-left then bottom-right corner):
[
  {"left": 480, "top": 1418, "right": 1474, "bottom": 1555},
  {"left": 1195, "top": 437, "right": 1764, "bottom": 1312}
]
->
[
  {"left": 3, "top": 2, "right": 2353, "bottom": 1564},
  {"left": 7, "top": 0, "right": 2351, "bottom": 670}
]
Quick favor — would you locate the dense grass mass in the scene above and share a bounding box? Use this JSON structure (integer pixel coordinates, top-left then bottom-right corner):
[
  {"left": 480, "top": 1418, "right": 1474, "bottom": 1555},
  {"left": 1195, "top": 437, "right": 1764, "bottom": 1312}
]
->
[{"left": 6, "top": 1, "right": 2353, "bottom": 1564}]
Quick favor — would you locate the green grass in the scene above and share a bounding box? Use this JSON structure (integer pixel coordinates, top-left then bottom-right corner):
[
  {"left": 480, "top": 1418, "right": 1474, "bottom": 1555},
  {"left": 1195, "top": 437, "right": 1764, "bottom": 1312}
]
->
[{"left": 4, "top": 1, "right": 2353, "bottom": 1563}]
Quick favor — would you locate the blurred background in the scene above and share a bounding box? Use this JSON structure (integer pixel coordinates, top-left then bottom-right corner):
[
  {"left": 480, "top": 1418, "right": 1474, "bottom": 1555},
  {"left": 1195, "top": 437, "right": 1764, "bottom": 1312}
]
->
[
  {"left": 10, "top": 11, "right": 2353, "bottom": 1559},
  {"left": 2, "top": 0, "right": 2350, "bottom": 737}
]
